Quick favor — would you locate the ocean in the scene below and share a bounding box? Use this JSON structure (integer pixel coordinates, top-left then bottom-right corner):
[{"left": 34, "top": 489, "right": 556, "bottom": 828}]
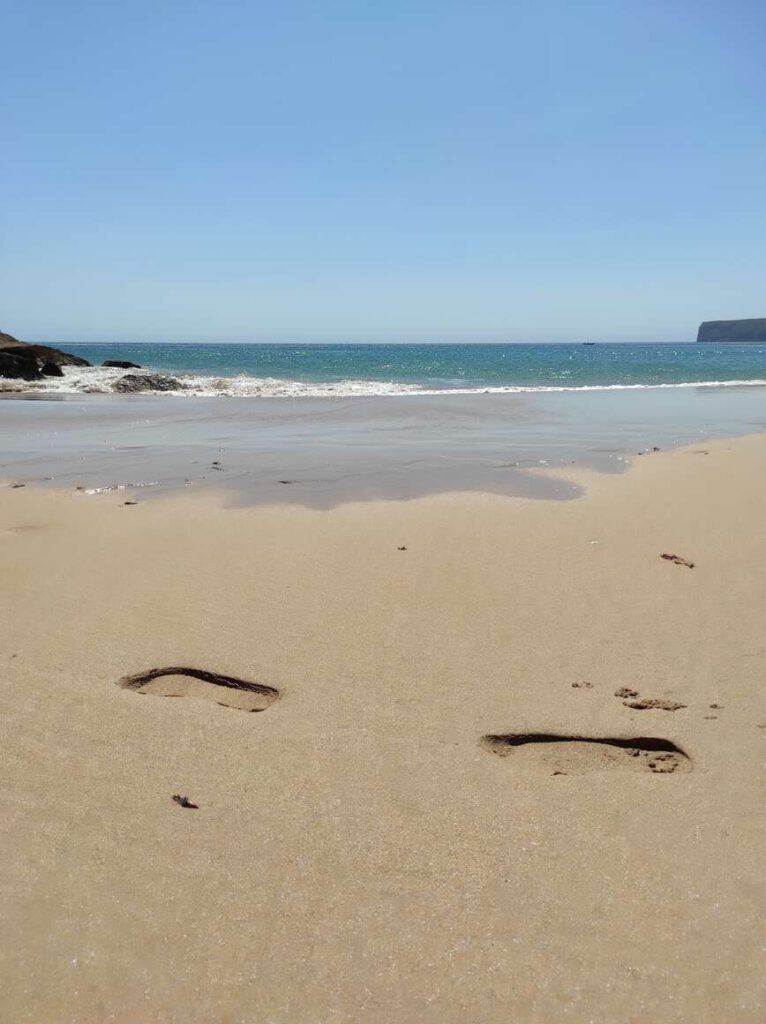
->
[
  {"left": 4, "top": 340, "right": 766, "bottom": 503},
  {"left": 36, "top": 341, "right": 766, "bottom": 398}
]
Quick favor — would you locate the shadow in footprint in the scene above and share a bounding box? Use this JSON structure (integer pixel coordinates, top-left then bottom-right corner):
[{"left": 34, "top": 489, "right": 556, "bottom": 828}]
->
[
  {"left": 118, "top": 666, "right": 280, "bottom": 712},
  {"left": 481, "top": 733, "right": 691, "bottom": 774}
]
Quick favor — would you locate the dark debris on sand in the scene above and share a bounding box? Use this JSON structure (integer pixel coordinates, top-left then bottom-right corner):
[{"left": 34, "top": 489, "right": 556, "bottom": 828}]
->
[
  {"left": 172, "top": 795, "right": 198, "bottom": 809},
  {"left": 661, "top": 553, "right": 695, "bottom": 569}
]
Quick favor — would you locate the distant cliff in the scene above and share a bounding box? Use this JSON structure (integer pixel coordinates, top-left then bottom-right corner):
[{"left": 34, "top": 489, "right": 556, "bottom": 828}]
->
[{"left": 697, "top": 319, "right": 766, "bottom": 343}]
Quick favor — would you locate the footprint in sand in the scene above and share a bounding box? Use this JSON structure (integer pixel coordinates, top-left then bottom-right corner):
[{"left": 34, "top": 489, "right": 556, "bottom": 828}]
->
[
  {"left": 481, "top": 733, "right": 692, "bottom": 774},
  {"left": 117, "top": 666, "right": 280, "bottom": 712},
  {"left": 622, "top": 698, "right": 687, "bottom": 711},
  {"left": 614, "top": 687, "right": 686, "bottom": 711}
]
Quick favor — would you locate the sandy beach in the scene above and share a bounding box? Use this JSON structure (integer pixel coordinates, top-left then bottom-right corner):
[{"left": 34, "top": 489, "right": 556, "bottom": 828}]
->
[{"left": 1, "top": 432, "right": 765, "bottom": 1023}]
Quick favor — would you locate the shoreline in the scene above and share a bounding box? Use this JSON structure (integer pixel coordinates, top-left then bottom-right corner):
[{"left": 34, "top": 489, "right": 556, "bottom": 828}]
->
[
  {"left": 2, "top": 386, "right": 766, "bottom": 507},
  {"left": 0, "top": 431, "right": 757, "bottom": 507}
]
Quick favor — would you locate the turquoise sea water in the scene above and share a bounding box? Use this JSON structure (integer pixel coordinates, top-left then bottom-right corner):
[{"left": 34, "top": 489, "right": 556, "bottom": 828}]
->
[
  {"left": 58, "top": 342, "right": 766, "bottom": 396},
  {"left": 6, "top": 342, "right": 766, "bottom": 502}
]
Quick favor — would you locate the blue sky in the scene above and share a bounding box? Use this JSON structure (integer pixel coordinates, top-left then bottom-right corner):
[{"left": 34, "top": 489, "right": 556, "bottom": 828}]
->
[{"left": 2, "top": 0, "right": 764, "bottom": 343}]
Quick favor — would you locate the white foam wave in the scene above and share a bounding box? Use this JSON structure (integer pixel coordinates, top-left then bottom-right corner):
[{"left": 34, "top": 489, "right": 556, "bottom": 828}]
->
[
  {"left": 8, "top": 365, "right": 766, "bottom": 399},
  {"left": 78, "top": 481, "right": 160, "bottom": 495}
]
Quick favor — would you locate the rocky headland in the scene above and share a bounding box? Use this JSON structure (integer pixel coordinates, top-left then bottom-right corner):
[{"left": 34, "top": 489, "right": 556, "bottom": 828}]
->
[
  {"left": 0, "top": 330, "right": 91, "bottom": 380},
  {"left": 697, "top": 318, "right": 766, "bottom": 342}
]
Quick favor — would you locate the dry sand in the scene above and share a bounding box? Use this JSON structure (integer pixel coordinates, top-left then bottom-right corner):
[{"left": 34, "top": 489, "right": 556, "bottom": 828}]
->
[{"left": 1, "top": 434, "right": 764, "bottom": 1023}]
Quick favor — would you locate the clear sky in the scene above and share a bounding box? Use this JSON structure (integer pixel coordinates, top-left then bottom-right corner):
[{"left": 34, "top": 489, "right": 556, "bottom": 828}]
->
[{"left": 2, "top": 0, "right": 765, "bottom": 343}]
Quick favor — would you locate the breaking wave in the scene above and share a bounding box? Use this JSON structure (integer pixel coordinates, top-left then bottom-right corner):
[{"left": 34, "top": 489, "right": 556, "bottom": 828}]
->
[{"left": 3, "top": 365, "right": 766, "bottom": 399}]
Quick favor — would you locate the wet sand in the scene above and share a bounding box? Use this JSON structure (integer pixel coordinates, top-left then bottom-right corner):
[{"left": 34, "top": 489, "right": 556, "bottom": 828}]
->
[
  {"left": 1, "top": 433, "right": 765, "bottom": 1022},
  {"left": 2, "top": 385, "right": 766, "bottom": 505}
]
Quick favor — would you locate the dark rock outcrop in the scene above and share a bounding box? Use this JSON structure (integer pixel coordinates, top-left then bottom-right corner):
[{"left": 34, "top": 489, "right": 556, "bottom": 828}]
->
[
  {"left": 41, "top": 361, "right": 65, "bottom": 377},
  {"left": 0, "top": 330, "right": 91, "bottom": 379},
  {"left": 697, "top": 319, "right": 766, "bottom": 343},
  {"left": 0, "top": 350, "right": 41, "bottom": 380},
  {"left": 103, "top": 359, "right": 141, "bottom": 369},
  {"left": 113, "top": 373, "right": 184, "bottom": 393}
]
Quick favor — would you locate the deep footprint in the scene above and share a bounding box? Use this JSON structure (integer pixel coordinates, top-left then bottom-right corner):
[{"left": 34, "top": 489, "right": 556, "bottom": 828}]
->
[
  {"left": 118, "top": 666, "right": 280, "bottom": 712},
  {"left": 481, "top": 733, "right": 692, "bottom": 774}
]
